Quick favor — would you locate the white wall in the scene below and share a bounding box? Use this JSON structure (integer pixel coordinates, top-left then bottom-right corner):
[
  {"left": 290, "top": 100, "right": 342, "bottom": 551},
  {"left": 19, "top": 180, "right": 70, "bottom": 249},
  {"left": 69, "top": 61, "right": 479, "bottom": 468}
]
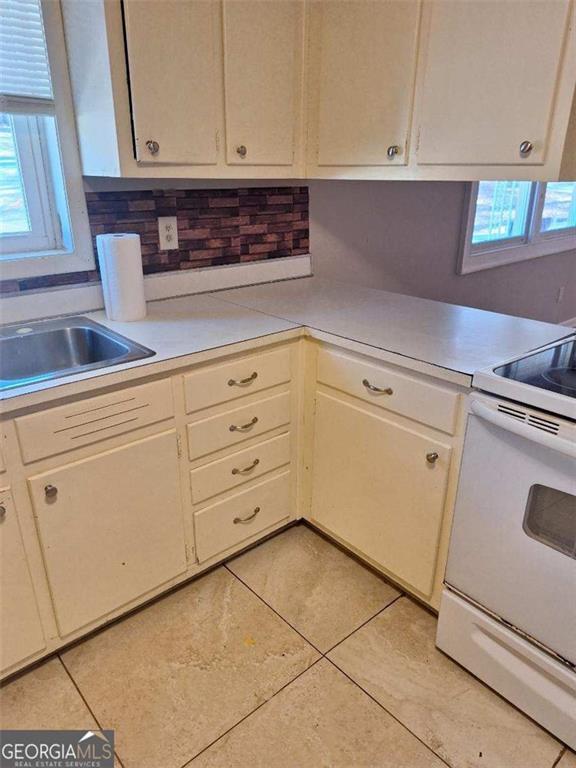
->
[{"left": 309, "top": 181, "right": 576, "bottom": 324}]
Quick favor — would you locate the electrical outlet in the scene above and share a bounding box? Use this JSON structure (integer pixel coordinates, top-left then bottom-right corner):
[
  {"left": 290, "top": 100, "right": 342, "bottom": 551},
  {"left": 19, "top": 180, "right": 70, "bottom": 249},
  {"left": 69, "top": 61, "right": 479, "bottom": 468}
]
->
[
  {"left": 158, "top": 216, "right": 179, "bottom": 250},
  {"left": 557, "top": 285, "right": 566, "bottom": 304}
]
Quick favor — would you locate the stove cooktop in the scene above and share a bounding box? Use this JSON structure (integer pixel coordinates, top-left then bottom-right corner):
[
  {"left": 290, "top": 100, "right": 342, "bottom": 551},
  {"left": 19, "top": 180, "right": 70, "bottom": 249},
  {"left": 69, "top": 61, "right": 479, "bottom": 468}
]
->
[{"left": 494, "top": 337, "right": 576, "bottom": 398}]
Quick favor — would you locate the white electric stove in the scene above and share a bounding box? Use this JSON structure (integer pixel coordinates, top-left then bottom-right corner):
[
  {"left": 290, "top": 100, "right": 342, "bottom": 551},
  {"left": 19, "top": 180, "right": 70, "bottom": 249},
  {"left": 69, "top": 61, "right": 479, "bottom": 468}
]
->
[{"left": 437, "top": 335, "right": 576, "bottom": 749}]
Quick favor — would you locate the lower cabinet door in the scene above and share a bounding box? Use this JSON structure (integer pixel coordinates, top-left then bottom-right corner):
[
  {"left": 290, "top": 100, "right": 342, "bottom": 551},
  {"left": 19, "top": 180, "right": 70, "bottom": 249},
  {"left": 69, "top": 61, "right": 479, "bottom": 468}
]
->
[
  {"left": 28, "top": 431, "right": 187, "bottom": 636},
  {"left": 311, "top": 392, "right": 451, "bottom": 597},
  {"left": 0, "top": 488, "right": 45, "bottom": 674}
]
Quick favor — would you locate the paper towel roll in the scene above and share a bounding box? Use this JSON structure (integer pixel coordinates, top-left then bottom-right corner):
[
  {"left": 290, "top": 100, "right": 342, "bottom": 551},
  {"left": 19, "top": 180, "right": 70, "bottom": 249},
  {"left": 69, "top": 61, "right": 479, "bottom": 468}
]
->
[{"left": 96, "top": 233, "right": 147, "bottom": 321}]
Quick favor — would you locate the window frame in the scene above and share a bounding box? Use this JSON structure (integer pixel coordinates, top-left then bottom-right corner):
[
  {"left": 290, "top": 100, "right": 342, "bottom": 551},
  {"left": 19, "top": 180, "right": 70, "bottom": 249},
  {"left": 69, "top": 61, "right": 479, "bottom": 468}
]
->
[
  {"left": 0, "top": 114, "right": 62, "bottom": 254},
  {"left": 0, "top": 0, "right": 94, "bottom": 280},
  {"left": 458, "top": 181, "right": 576, "bottom": 275}
]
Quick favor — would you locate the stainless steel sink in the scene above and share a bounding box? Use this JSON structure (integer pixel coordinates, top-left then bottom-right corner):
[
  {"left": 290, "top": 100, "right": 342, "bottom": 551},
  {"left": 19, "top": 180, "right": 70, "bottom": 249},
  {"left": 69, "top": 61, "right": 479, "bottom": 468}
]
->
[{"left": 0, "top": 316, "right": 155, "bottom": 391}]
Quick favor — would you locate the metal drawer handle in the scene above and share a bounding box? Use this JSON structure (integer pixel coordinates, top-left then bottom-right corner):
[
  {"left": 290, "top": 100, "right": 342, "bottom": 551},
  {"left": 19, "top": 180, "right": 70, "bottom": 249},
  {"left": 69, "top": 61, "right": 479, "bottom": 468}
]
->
[
  {"left": 45, "top": 484, "right": 58, "bottom": 500},
  {"left": 426, "top": 452, "right": 439, "bottom": 464},
  {"left": 519, "top": 140, "right": 534, "bottom": 157},
  {"left": 229, "top": 416, "right": 258, "bottom": 433},
  {"left": 228, "top": 371, "right": 258, "bottom": 387},
  {"left": 234, "top": 506, "right": 260, "bottom": 524},
  {"left": 232, "top": 458, "right": 260, "bottom": 475},
  {"left": 0, "top": 504, "right": 6, "bottom": 522},
  {"left": 362, "top": 379, "right": 393, "bottom": 395}
]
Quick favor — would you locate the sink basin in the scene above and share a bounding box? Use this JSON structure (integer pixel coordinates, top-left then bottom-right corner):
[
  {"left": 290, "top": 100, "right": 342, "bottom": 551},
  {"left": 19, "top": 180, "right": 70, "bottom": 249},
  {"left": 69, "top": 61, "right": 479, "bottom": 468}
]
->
[{"left": 0, "top": 316, "right": 155, "bottom": 391}]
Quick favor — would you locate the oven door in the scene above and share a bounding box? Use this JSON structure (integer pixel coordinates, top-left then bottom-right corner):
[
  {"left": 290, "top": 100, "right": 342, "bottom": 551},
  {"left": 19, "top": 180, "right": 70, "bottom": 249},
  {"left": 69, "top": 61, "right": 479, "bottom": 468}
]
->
[{"left": 446, "top": 394, "right": 576, "bottom": 664}]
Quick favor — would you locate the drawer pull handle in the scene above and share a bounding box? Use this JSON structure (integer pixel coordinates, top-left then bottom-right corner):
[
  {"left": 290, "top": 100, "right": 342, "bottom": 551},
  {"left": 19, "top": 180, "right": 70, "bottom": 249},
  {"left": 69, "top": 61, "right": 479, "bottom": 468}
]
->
[
  {"left": 44, "top": 484, "right": 58, "bottom": 500},
  {"left": 232, "top": 458, "right": 260, "bottom": 475},
  {"left": 426, "top": 452, "right": 439, "bottom": 464},
  {"left": 0, "top": 504, "right": 6, "bottom": 522},
  {"left": 362, "top": 379, "right": 393, "bottom": 395},
  {"left": 234, "top": 506, "right": 260, "bottom": 524},
  {"left": 229, "top": 416, "right": 258, "bottom": 433},
  {"left": 228, "top": 372, "right": 258, "bottom": 386}
]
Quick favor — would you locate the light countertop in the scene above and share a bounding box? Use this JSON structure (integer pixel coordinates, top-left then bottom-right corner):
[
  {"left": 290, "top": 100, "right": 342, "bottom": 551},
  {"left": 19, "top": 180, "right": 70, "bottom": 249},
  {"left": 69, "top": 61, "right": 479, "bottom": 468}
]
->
[
  {"left": 216, "top": 277, "right": 573, "bottom": 377},
  {"left": 1, "top": 277, "right": 572, "bottom": 412},
  {"left": 0, "top": 294, "right": 299, "bottom": 410}
]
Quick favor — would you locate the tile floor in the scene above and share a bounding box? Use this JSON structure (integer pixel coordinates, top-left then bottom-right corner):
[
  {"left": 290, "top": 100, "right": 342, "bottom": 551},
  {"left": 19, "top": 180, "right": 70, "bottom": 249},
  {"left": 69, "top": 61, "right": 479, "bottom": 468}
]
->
[{"left": 1, "top": 524, "right": 572, "bottom": 768}]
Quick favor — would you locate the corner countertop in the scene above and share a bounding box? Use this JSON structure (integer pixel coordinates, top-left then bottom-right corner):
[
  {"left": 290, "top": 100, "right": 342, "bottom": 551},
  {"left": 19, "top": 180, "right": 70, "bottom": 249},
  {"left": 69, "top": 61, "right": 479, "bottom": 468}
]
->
[
  {"left": 1, "top": 276, "right": 571, "bottom": 412},
  {"left": 215, "top": 277, "right": 573, "bottom": 378}
]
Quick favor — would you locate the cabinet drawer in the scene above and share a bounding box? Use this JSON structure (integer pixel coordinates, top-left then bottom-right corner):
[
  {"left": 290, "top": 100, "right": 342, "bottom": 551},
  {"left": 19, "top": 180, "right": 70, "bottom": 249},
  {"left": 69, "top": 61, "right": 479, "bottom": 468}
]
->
[
  {"left": 187, "top": 392, "right": 291, "bottom": 461},
  {"left": 194, "top": 471, "right": 291, "bottom": 562},
  {"left": 184, "top": 347, "right": 291, "bottom": 414},
  {"left": 190, "top": 433, "right": 291, "bottom": 505},
  {"left": 317, "top": 349, "right": 458, "bottom": 434},
  {"left": 16, "top": 379, "right": 174, "bottom": 463}
]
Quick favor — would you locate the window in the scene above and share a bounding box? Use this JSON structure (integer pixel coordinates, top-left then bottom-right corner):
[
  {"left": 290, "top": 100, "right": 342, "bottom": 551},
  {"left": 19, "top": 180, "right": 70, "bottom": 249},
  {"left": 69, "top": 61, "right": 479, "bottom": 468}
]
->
[
  {"left": 0, "top": 0, "right": 93, "bottom": 279},
  {"left": 459, "top": 180, "right": 576, "bottom": 274}
]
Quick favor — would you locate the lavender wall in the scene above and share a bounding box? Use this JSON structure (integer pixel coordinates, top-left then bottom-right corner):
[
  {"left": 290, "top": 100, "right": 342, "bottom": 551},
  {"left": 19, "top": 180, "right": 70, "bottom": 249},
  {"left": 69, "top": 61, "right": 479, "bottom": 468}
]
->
[{"left": 309, "top": 180, "right": 576, "bottom": 324}]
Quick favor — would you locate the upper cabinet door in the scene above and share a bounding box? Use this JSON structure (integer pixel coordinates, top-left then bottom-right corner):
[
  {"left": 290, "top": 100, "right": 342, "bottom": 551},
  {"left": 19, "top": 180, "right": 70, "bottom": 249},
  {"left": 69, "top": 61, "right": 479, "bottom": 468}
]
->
[
  {"left": 310, "top": 0, "right": 421, "bottom": 167},
  {"left": 223, "top": 0, "right": 304, "bottom": 166},
  {"left": 417, "top": 0, "right": 572, "bottom": 166},
  {"left": 123, "top": 0, "right": 219, "bottom": 165}
]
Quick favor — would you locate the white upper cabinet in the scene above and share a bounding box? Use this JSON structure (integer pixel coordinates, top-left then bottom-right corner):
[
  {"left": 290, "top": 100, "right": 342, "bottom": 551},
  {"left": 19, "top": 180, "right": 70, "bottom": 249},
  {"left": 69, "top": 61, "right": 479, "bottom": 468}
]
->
[
  {"left": 308, "top": 0, "right": 421, "bottom": 168},
  {"left": 63, "top": 0, "right": 576, "bottom": 179},
  {"left": 123, "top": 0, "right": 219, "bottom": 165},
  {"left": 223, "top": 0, "right": 304, "bottom": 167},
  {"left": 416, "top": 0, "right": 573, "bottom": 166}
]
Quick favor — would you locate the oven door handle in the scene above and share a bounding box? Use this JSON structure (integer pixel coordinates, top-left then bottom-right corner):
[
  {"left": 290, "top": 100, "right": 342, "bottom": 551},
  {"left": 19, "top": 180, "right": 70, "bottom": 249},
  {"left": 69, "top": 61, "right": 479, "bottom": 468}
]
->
[{"left": 470, "top": 399, "right": 576, "bottom": 459}]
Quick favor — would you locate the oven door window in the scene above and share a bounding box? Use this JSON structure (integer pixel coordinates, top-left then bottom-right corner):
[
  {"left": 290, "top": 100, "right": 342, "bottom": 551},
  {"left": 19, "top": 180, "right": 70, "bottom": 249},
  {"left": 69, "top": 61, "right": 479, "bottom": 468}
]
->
[{"left": 523, "top": 484, "right": 576, "bottom": 559}]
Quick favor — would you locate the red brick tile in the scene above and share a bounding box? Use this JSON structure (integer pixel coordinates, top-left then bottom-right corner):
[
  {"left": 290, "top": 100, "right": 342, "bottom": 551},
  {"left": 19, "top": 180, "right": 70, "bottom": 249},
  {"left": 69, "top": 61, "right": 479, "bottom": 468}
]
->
[
  {"left": 178, "top": 228, "right": 211, "bottom": 240},
  {"left": 249, "top": 242, "right": 281, "bottom": 254},
  {"left": 208, "top": 197, "right": 239, "bottom": 208},
  {"left": 128, "top": 200, "right": 156, "bottom": 211},
  {"left": 239, "top": 224, "right": 268, "bottom": 235}
]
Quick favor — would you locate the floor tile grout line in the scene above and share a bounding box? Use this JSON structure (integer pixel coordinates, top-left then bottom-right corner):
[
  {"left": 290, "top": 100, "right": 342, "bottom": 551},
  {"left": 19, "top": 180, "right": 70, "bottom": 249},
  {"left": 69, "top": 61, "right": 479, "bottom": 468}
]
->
[
  {"left": 224, "top": 563, "right": 325, "bottom": 655},
  {"left": 58, "top": 654, "right": 126, "bottom": 768},
  {"left": 552, "top": 748, "right": 567, "bottom": 767},
  {"left": 323, "top": 656, "right": 454, "bottom": 768},
  {"left": 178, "top": 656, "right": 325, "bottom": 768},
  {"left": 322, "top": 593, "right": 405, "bottom": 656},
  {"left": 225, "top": 562, "right": 404, "bottom": 658}
]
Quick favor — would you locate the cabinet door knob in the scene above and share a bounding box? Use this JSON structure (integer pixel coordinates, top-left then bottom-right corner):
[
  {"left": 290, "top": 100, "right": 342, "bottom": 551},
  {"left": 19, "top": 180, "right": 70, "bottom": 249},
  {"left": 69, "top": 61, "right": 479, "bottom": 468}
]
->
[
  {"left": 387, "top": 145, "right": 401, "bottom": 159},
  {"left": 519, "top": 140, "right": 534, "bottom": 157},
  {"left": 362, "top": 378, "right": 393, "bottom": 395},
  {"left": 236, "top": 145, "right": 247, "bottom": 158},
  {"left": 0, "top": 504, "right": 6, "bottom": 522},
  {"left": 228, "top": 371, "right": 258, "bottom": 386},
  {"left": 234, "top": 506, "right": 260, "bottom": 524},
  {"left": 44, "top": 484, "right": 58, "bottom": 500},
  {"left": 145, "top": 140, "right": 160, "bottom": 155},
  {"left": 426, "top": 452, "right": 439, "bottom": 464}
]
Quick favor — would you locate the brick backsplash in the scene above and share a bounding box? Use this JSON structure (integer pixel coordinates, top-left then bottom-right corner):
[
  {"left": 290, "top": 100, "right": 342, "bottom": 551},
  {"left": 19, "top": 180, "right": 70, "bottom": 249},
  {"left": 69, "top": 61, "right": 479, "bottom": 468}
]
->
[{"left": 0, "top": 186, "right": 309, "bottom": 295}]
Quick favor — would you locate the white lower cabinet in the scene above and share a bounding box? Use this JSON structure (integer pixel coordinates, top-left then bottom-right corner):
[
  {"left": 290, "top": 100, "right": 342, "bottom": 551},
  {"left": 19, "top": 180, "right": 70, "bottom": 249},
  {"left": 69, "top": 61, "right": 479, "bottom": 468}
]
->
[
  {"left": 310, "top": 391, "right": 452, "bottom": 597},
  {"left": 194, "top": 471, "right": 291, "bottom": 563},
  {"left": 0, "top": 488, "right": 45, "bottom": 674},
  {"left": 28, "top": 431, "right": 187, "bottom": 636}
]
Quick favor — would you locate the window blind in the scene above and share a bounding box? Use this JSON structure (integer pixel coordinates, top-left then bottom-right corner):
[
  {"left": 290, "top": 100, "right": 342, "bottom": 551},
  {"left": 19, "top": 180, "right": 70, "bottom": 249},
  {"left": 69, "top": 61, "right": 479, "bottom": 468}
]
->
[{"left": 0, "top": 0, "right": 53, "bottom": 113}]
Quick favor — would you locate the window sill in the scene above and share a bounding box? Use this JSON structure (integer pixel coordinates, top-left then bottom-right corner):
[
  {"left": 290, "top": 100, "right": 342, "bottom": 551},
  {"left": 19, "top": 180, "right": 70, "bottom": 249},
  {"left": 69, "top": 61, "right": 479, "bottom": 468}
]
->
[
  {"left": 0, "top": 246, "right": 95, "bottom": 280},
  {"left": 458, "top": 236, "right": 575, "bottom": 275}
]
